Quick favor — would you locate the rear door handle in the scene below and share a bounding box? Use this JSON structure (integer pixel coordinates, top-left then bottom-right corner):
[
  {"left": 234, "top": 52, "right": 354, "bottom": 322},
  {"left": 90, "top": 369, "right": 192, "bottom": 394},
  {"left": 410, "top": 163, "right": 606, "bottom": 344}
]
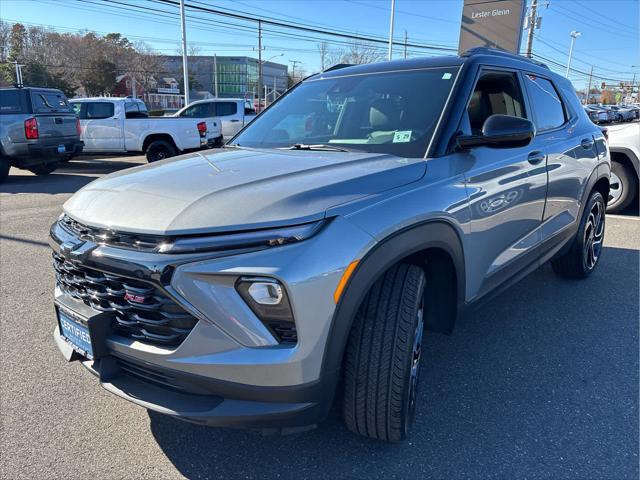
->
[
  {"left": 527, "top": 151, "right": 546, "bottom": 165},
  {"left": 229, "top": 119, "right": 240, "bottom": 122},
  {"left": 581, "top": 138, "right": 594, "bottom": 149}
]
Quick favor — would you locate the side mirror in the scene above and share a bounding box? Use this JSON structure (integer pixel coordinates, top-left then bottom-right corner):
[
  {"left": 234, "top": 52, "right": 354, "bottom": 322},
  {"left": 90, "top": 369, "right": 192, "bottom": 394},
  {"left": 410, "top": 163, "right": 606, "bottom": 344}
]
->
[{"left": 457, "top": 114, "right": 535, "bottom": 149}]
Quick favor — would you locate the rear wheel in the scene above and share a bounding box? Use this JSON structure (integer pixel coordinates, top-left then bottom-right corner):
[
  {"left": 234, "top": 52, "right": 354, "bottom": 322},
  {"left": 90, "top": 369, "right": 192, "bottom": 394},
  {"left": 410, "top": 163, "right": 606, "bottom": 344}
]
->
[
  {"left": 343, "top": 263, "right": 426, "bottom": 442},
  {"left": 146, "top": 140, "right": 177, "bottom": 163},
  {"left": 28, "top": 162, "right": 58, "bottom": 176},
  {"left": 607, "top": 159, "right": 637, "bottom": 213},
  {"left": 552, "top": 190, "right": 605, "bottom": 278},
  {"left": 0, "top": 157, "right": 10, "bottom": 184}
]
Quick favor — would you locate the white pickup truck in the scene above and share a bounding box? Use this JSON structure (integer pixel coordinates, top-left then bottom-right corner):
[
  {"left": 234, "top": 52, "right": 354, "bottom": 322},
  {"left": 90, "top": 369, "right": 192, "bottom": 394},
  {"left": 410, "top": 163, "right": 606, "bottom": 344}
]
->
[
  {"left": 607, "top": 122, "right": 639, "bottom": 213},
  {"left": 174, "top": 98, "right": 256, "bottom": 140},
  {"left": 70, "top": 98, "right": 223, "bottom": 162}
]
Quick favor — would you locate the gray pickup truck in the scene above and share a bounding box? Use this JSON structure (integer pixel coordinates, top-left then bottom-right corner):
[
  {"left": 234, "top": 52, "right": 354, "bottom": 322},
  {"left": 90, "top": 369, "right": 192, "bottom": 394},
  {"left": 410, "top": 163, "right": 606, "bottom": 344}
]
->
[{"left": 0, "top": 87, "right": 84, "bottom": 183}]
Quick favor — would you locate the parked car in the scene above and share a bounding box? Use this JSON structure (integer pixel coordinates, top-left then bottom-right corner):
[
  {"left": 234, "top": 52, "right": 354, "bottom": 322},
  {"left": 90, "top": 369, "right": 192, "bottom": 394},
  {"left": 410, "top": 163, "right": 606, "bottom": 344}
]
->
[
  {"left": 607, "top": 122, "right": 639, "bottom": 212},
  {"left": 606, "top": 105, "right": 636, "bottom": 122},
  {"left": 70, "top": 97, "right": 222, "bottom": 162},
  {"left": 619, "top": 103, "right": 640, "bottom": 120},
  {"left": 50, "top": 48, "right": 609, "bottom": 442},
  {"left": 586, "top": 105, "right": 614, "bottom": 123},
  {"left": 584, "top": 105, "right": 606, "bottom": 124},
  {"left": 0, "top": 87, "right": 83, "bottom": 183},
  {"left": 174, "top": 98, "right": 256, "bottom": 140}
]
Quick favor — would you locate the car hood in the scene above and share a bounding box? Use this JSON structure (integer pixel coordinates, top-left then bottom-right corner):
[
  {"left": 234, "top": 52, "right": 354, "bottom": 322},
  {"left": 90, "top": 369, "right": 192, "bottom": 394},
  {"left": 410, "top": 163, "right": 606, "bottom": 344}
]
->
[{"left": 63, "top": 147, "right": 426, "bottom": 235}]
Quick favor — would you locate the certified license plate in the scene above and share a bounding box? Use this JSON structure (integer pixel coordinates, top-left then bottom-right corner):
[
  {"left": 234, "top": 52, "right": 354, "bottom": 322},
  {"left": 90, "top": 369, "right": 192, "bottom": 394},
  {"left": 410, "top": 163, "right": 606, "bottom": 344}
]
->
[
  {"left": 57, "top": 144, "right": 66, "bottom": 153},
  {"left": 58, "top": 309, "right": 93, "bottom": 358}
]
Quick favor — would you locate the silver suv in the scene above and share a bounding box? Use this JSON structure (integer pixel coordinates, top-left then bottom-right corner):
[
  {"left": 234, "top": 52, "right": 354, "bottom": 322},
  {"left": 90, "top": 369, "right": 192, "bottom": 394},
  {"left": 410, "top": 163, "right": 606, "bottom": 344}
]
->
[{"left": 50, "top": 49, "right": 609, "bottom": 442}]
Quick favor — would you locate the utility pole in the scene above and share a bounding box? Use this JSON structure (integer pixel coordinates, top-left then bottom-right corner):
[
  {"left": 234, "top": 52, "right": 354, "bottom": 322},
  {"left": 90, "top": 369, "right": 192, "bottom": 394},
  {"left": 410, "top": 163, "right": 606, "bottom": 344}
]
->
[
  {"left": 289, "top": 59, "right": 301, "bottom": 85},
  {"left": 403, "top": 30, "right": 408, "bottom": 59},
  {"left": 131, "top": 75, "right": 136, "bottom": 98},
  {"left": 524, "top": 0, "right": 538, "bottom": 58},
  {"left": 257, "top": 20, "right": 263, "bottom": 111},
  {"left": 586, "top": 65, "right": 593, "bottom": 105},
  {"left": 213, "top": 54, "right": 218, "bottom": 97},
  {"left": 387, "top": 0, "right": 396, "bottom": 61},
  {"left": 179, "top": 0, "right": 190, "bottom": 106}
]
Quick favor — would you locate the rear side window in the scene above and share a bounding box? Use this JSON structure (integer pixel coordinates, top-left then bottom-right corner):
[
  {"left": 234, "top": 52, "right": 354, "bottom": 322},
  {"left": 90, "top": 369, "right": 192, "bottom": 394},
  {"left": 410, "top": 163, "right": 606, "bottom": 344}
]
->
[
  {"left": 524, "top": 75, "right": 566, "bottom": 131},
  {"left": 31, "top": 91, "right": 73, "bottom": 113},
  {"left": 216, "top": 102, "right": 238, "bottom": 116},
  {"left": 0, "top": 90, "right": 25, "bottom": 114},
  {"left": 84, "top": 102, "right": 115, "bottom": 119}
]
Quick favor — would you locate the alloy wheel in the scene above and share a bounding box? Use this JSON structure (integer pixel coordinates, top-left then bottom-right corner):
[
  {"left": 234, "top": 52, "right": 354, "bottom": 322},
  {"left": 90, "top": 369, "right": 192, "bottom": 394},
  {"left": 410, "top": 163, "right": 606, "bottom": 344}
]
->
[
  {"left": 608, "top": 171, "right": 623, "bottom": 207},
  {"left": 405, "top": 301, "right": 425, "bottom": 433},
  {"left": 583, "top": 199, "right": 605, "bottom": 270}
]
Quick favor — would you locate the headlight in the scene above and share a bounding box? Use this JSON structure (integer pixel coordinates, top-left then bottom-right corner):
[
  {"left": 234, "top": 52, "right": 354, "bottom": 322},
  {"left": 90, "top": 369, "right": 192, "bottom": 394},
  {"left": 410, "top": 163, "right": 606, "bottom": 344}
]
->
[{"left": 157, "top": 220, "right": 325, "bottom": 254}]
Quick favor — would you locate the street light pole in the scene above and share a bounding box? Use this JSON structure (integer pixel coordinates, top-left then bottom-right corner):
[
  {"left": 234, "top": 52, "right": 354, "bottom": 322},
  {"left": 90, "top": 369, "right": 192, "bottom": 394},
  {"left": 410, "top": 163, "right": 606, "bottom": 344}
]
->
[
  {"left": 179, "top": 0, "right": 190, "bottom": 106},
  {"left": 565, "top": 30, "right": 581, "bottom": 78},
  {"left": 387, "top": 0, "right": 395, "bottom": 61}
]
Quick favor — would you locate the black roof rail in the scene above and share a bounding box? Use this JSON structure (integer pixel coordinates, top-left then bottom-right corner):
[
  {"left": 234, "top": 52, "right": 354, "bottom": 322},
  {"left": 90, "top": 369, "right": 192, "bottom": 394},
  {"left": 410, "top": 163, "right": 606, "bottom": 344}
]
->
[
  {"left": 323, "top": 63, "right": 354, "bottom": 73},
  {"left": 462, "top": 47, "right": 549, "bottom": 69}
]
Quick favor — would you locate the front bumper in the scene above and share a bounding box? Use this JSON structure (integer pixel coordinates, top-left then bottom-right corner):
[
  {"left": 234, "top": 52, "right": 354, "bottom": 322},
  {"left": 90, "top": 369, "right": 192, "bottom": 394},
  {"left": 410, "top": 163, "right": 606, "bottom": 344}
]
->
[
  {"left": 49, "top": 215, "right": 375, "bottom": 429},
  {"left": 53, "top": 325, "right": 329, "bottom": 431}
]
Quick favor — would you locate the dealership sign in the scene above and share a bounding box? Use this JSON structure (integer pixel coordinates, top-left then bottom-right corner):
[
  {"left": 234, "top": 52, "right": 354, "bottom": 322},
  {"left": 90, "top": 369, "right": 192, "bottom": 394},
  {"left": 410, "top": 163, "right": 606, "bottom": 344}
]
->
[{"left": 458, "top": 0, "right": 526, "bottom": 54}]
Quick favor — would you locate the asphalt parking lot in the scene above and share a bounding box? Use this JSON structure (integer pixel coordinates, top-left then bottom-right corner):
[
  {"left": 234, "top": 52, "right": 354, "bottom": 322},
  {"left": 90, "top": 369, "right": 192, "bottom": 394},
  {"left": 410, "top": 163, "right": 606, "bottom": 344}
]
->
[{"left": 1, "top": 156, "right": 638, "bottom": 480}]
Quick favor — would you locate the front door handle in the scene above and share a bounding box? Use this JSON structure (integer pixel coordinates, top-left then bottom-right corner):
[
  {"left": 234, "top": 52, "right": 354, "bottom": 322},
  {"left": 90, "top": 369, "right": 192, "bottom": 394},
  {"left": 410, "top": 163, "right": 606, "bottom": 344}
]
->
[
  {"left": 581, "top": 138, "right": 594, "bottom": 149},
  {"left": 527, "top": 151, "right": 546, "bottom": 165}
]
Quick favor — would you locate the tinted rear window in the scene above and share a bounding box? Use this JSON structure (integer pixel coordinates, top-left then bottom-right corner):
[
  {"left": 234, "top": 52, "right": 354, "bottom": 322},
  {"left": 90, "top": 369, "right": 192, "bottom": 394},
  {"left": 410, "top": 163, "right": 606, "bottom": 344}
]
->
[
  {"left": 216, "top": 102, "right": 238, "bottom": 116},
  {"left": 31, "top": 91, "right": 73, "bottom": 114},
  {"left": 84, "top": 102, "right": 115, "bottom": 119},
  {"left": 0, "top": 90, "right": 25, "bottom": 114}
]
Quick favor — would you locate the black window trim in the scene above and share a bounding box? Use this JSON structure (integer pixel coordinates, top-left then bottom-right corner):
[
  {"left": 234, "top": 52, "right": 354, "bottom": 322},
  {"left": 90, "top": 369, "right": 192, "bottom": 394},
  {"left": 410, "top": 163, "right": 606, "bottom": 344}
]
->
[
  {"left": 520, "top": 70, "right": 570, "bottom": 135},
  {"left": 457, "top": 65, "right": 530, "bottom": 136}
]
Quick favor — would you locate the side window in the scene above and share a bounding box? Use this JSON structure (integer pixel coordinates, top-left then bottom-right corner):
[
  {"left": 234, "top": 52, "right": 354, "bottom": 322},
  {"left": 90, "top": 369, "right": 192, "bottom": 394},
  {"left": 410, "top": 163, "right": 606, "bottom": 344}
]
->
[
  {"left": 216, "top": 102, "right": 238, "bottom": 116},
  {"left": 85, "top": 102, "right": 115, "bottom": 119},
  {"left": 71, "top": 103, "right": 81, "bottom": 116},
  {"left": 180, "top": 103, "right": 213, "bottom": 118},
  {"left": 466, "top": 71, "right": 526, "bottom": 134},
  {"left": 125, "top": 102, "right": 144, "bottom": 119},
  {"left": 523, "top": 75, "right": 566, "bottom": 131}
]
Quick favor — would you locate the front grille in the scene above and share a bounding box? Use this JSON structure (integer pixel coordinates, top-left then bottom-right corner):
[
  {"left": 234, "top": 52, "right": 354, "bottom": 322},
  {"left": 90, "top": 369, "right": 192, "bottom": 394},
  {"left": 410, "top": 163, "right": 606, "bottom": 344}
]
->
[{"left": 53, "top": 253, "right": 198, "bottom": 346}]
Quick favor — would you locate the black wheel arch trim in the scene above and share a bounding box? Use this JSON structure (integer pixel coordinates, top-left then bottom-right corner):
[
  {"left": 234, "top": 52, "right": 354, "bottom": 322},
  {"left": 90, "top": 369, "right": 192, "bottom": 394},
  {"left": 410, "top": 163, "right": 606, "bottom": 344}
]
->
[{"left": 319, "top": 219, "right": 466, "bottom": 389}]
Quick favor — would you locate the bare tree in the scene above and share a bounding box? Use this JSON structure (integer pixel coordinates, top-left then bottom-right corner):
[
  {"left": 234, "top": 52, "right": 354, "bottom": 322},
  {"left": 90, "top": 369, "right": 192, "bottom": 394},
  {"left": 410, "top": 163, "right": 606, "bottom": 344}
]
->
[{"left": 340, "top": 40, "right": 385, "bottom": 65}]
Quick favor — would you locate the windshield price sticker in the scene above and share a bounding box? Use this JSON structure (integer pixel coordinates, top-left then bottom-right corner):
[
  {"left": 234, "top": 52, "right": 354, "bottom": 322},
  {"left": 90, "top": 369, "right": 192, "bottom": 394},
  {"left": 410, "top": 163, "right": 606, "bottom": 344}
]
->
[{"left": 393, "top": 131, "right": 412, "bottom": 143}]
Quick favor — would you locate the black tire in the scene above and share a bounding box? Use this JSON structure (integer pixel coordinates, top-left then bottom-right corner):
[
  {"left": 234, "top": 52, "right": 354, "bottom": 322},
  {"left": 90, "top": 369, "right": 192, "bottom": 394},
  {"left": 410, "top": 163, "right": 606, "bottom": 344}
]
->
[
  {"left": 343, "top": 263, "right": 426, "bottom": 442},
  {"left": 0, "top": 157, "right": 10, "bottom": 184},
  {"left": 28, "top": 162, "right": 58, "bottom": 175},
  {"left": 146, "top": 140, "right": 177, "bottom": 163},
  {"left": 552, "top": 190, "right": 606, "bottom": 278},
  {"left": 607, "top": 159, "right": 637, "bottom": 213}
]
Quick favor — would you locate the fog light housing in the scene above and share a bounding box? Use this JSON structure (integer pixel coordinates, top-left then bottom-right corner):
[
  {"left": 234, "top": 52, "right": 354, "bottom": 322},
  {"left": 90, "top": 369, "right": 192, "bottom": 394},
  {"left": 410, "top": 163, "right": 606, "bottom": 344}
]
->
[
  {"left": 247, "top": 282, "right": 283, "bottom": 305},
  {"left": 236, "top": 277, "right": 297, "bottom": 344}
]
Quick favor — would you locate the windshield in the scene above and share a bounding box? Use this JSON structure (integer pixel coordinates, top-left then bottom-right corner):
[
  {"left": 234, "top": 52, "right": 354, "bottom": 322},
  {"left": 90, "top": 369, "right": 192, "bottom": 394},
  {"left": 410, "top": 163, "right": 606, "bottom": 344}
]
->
[{"left": 232, "top": 66, "right": 459, "bottom": 158}]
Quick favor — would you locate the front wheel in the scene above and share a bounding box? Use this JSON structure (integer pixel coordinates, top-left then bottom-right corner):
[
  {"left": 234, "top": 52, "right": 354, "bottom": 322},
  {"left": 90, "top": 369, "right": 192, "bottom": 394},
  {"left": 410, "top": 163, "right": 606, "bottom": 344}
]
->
[
  {"left": 552, "top": 190, "right": 606, "bottom": 278},
  {"left": 343, "top": 263, "right": 426, "bottom": 442},
  {"left": 146, "top": 140, "right": 177, "bottom": 163}
]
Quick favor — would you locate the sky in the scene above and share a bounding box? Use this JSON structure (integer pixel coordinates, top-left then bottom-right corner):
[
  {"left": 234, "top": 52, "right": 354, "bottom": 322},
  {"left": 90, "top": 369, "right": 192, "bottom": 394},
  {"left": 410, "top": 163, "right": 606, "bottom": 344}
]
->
[{"left": 1, "top": 0, "right": 638, "bottom": 89}]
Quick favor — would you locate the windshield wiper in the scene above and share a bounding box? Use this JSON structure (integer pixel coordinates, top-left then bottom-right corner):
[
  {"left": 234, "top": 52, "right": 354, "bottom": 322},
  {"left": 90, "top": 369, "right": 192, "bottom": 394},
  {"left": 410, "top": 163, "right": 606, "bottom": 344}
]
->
[{"left": 287, "top": 143, "right": 356, "bottom": 152}]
